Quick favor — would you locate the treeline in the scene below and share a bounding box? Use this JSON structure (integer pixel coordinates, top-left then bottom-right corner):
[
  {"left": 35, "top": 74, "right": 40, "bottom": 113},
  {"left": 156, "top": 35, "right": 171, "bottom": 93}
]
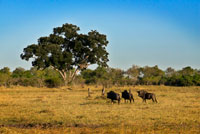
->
[
  {"left": 0, "top": 65, "right": 200, "bottom": 87},
  {"left": 81, "top": 65, "right": 200, "bottom": 87},
  {"left": 0, "top": 67, "right": 63, "bottom": 87}
]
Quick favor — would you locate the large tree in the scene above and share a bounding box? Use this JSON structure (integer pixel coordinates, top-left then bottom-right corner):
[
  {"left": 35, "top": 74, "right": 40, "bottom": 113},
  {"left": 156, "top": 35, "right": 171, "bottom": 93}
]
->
[{"left": 21, "top": 23, "right": 109, "bottom": 84}]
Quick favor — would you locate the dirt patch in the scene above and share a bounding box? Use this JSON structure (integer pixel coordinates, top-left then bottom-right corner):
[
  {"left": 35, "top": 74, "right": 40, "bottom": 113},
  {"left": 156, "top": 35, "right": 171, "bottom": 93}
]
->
[
  {"left": 0, "top": 123, "right": 54, "bottom": 129},
  {"left": 0, "top": 104, "right": 9, "bottom": 107},
  {"left": 0, "top": 123, "right": 107, "bottom": 129}
]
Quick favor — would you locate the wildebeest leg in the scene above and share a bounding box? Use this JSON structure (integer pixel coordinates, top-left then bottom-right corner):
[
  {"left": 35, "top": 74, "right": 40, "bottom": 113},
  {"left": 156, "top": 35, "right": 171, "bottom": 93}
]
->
[
  {"left": 154, "top": 97, "right": 158, "bottom": 103},
  {"left": 132, "top": 96, "right": 134, "bottom": 102},
  {"left": 129, "top": 99, "right": 131, "bottom": 103},
  {"left": 152, "top": 95, "right": 158, "bottom": 103},
  {"left": 142, "top": 96, "right": 146, "bottom": 103},
  {"left": 118, "top": 99, "right": 120, "bottom": 104},
  {"left": 155, "top": 98, "right": 158, "bottom": 103}
]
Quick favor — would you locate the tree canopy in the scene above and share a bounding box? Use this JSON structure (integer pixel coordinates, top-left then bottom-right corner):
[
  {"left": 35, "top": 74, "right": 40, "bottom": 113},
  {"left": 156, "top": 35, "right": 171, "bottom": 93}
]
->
[{"left": 21, "top": 23, "right": 109, "bottom": 84}]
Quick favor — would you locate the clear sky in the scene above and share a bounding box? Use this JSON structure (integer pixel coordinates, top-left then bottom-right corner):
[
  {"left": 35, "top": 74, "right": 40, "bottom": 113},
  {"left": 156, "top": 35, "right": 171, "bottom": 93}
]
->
[{"left": 0, "top": 0, "right": 199, "bottom": 71}]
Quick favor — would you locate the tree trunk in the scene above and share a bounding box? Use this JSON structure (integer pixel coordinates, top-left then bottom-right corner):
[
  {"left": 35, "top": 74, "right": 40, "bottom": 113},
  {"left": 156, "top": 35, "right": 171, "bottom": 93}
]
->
[
  {"left": 55, "top": 67, "right": 83, "bottom": 85},
  {"left": 69, "top": 68, "right": 80, "bottom": 83},
  {"left": 56, "top": 69, "right": 68, "bottom": 85}
]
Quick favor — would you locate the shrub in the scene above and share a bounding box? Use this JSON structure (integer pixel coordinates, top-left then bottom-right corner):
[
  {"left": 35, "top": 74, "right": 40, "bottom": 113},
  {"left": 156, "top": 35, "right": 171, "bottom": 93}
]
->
[{"left": 45, "top": 78, "right": 63, "bottom": 88}]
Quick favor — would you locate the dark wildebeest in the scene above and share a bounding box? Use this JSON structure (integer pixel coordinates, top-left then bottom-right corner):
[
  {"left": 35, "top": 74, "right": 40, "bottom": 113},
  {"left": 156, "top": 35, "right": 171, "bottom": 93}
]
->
[
  {"left": 137, "top": 90, "right": 157, "bottom": 103},
  {"left": 107, "top": 91, "right": 121, "bottom": 104},
  {"left": 122, "top": 90, "right": 134, "bottom": 103}
]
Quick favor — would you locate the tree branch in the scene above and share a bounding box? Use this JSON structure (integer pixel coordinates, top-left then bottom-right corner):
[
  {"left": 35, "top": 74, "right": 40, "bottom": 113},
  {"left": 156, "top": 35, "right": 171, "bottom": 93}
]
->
[
  {"left": 55, "top": 69, "right": 66, "bottom": 81},
  {"left": 70, "top": 68, "right": 80, "bottom": 82}
]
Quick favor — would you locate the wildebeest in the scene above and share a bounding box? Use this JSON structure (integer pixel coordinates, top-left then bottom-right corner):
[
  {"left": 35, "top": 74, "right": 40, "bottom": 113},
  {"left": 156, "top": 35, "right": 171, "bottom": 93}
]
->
[
  {"left": 107, "top": 91, "right": 121, "bottom": 104},
  {"left": 122, "top": 90, "right": 134, "bottom": 103},
  {"left": 137, "top": 90, "right": 157, "bottom": 103}
]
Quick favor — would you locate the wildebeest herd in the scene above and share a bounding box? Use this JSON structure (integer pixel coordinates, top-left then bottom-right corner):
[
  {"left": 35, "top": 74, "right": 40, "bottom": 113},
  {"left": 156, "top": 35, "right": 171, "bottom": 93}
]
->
[{"left": 107, "top": 89, "right": 157, "bottom": 104}]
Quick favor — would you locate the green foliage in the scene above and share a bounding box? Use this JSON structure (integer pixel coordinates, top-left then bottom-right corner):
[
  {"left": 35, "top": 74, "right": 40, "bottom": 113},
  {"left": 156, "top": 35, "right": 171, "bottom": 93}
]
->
[
  {"left": 126, "top": 65, "right": 140, "bottom": 84},
  {"left": 0, "top": 67, "right": 11, "bottom": 75},
  {"left": 12, "top": 67, "right": 26, "bottom": 78},
  {"left": 141, "top": 65, "right": 164, "bottom": 77},
  {"left": 43, "top": 68, "right": 64, "bottom": 88},
  {"left": 94, "top": 67, "right": 110, "bottom": 86},
  {"left": 0, "top": 65, "right": 200, "bottom": 87},
  {"left": 0, "top": 73, "right": 10, "bottom": 86},
  {"left": 81, "top": 69, "right": 96, "bottom": 84},
  {"left": 107, "top": 68, "right": 124, "bottom": 85},
  {"left": 164, "top": 66, "right": 198, "bottom": 86},
  {"left": 81, "top": 67, "right": 125, "bottom": 86},
  {"left": 178, "top": 66, "right": 195, "bottom": 76},
  {"left": 193, "top": 74, "right": 200, "bottom": 86},
  {"left": 81, "top": 67, "right": 110, "bottom": 85},
  {"left": 165, "top": 67, "right": 176, "bottom": 77},
  {"left": 0, "top": 67, "right": 11, "bottom": 86},
  {"left": 45, "top": 77, "right": 63, "bottom": 88},
  {"left": 10, "top": 77, "right": 43, "bottom": 87},
  {"left": 3, "top": 67, "right": 63, "bottom": 87},
  {"left": 138, "top": 65, "right": 164, "bottom": 85},
  {"left": 21, "top": 23, "right": 109, "bottom": 84}
]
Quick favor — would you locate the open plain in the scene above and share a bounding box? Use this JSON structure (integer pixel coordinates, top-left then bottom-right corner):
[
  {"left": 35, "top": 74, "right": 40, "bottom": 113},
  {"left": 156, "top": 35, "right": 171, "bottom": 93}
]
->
[{"left": 0, "top": 85, "right": 200, "bottom": 134}]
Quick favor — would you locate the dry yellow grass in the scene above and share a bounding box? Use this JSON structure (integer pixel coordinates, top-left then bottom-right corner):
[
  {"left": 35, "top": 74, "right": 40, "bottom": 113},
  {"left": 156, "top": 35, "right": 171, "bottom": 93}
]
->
[{"left": 0, "top": 85, "right": 200, "bottom": 134}]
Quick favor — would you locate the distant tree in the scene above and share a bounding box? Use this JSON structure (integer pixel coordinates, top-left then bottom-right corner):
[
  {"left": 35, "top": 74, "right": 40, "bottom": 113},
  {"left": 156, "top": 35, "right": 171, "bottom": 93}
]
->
[
  {"left": 139, "top": 65, "right": 164, "bottom": 85},
  {"left": 193, "top": 74, "right": 200, "bottom": 86},
  {"left": 140, "top": 65, "right": 159, "bottom": 77},
  {"left": 0, "top": 67, "right": 11, "bottom": 75},
  {"left": 81, "top": 67, "right": 110, "bottom": 86},
  {"left": 12, "top": 67, "right": 26, "bottom": 78},
  {"left": 108, "top": 68, "right": 125, "bottom": 85},
  {"left": 21, "top": 23, "right": 109, "bottom": 85},
  {"left": 93, "top": 67, "right": 110, "bottom": 86},
  {"left": 178, "top": 66, "right": 195, "bottom": 76},
  {"left": 81, "top": 69, "right": 96, "bottom": 84},
  {"left": 0, "top": 67, "right": 11, "bottom": 86},
  {"left": 126, "top": 65, "right": 140, "bottom": 84},
  {"left": 165, "top": 67, "right": 176, "bottom": 77}
]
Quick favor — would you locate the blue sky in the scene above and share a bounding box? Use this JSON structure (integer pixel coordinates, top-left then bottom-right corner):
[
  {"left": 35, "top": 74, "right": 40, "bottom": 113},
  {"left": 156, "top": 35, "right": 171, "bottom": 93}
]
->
[{"left": 0, "top": 0, "right": 199, "bottom": 71}]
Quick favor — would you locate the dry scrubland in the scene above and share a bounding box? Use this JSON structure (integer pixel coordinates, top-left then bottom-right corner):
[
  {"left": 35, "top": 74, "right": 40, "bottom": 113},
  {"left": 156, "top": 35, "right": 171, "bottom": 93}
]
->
[{"left": 0, "top": 85, "right": 200, "bottom": 134}]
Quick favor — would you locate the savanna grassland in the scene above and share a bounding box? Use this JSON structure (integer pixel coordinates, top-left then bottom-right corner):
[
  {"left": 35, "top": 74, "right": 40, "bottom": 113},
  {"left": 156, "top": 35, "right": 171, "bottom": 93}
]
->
[{"left": 0, "top": 85, "right": 200, "bottom": 134}]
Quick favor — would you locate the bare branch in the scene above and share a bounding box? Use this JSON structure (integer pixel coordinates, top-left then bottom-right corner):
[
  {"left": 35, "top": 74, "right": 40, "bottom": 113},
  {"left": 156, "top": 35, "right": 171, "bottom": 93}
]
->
[{"left": 55, "top": 69, "right": 66, "bottom": 81}]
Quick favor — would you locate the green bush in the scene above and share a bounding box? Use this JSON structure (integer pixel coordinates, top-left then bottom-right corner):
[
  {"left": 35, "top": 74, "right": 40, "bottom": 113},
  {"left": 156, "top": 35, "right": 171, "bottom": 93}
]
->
[
  {"left": 8, "top": 78, "right": 44, "bottom": 87},
  {"left": 0, "top": 73, "right": 10, "bottom": 86},
  {"left": 45, "top": 78, "right": 63, "bottom": 88}
]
